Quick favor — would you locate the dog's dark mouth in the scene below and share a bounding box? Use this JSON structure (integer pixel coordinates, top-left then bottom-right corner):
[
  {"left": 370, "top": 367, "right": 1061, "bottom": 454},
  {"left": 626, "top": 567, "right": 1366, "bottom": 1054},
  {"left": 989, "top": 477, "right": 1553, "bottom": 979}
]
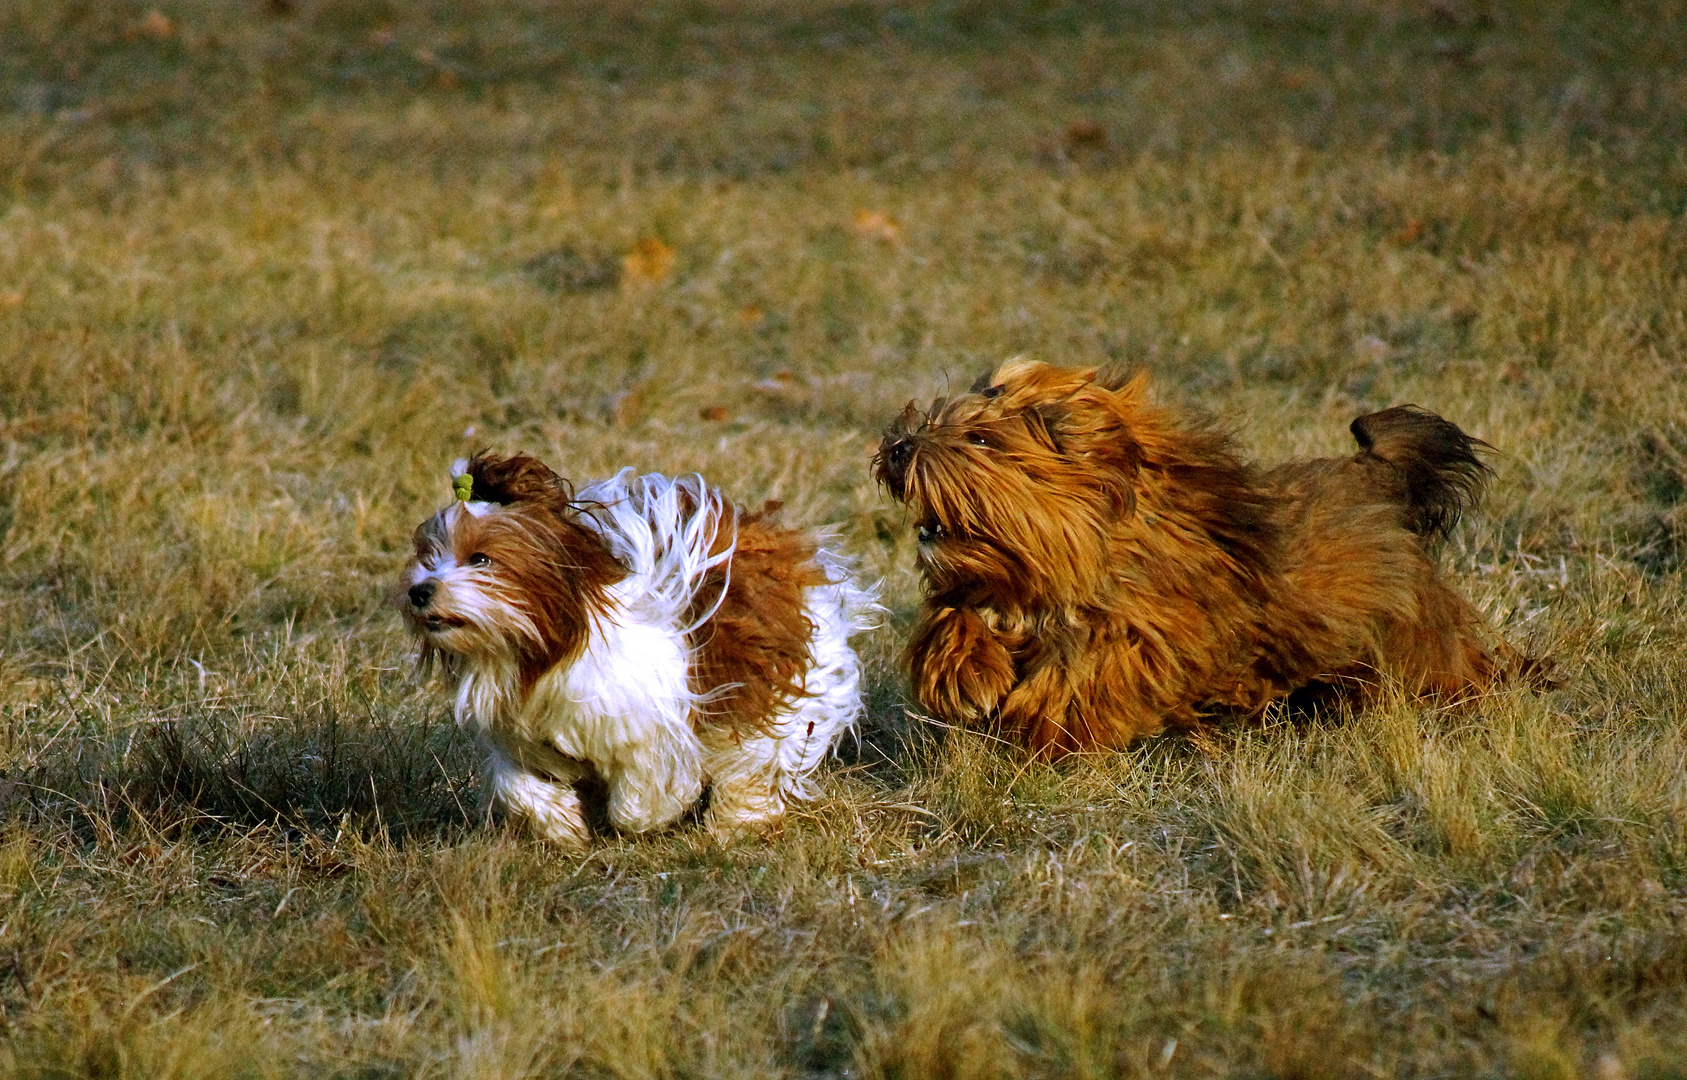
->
[
  {"left": 420, "top": 614, "right": 467, "bottom": 632},
  {"left": 916, "top": 519, "right": 947, "bottom": 544}
]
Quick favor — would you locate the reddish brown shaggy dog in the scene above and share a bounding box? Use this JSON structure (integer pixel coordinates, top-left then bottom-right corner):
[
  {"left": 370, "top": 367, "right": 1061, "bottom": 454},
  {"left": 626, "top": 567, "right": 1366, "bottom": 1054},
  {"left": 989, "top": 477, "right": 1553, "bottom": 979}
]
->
[{"left": 874, "top": 359, "right": 1513, "bottom": 755}]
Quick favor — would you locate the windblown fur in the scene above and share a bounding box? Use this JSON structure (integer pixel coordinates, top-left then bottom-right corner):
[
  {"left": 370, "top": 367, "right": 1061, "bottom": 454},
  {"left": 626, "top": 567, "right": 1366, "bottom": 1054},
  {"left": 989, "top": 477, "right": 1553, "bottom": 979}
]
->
[
  {"left": 874, "top": 359, "right": 1513, "bottom": 756},
  {"left": 398, "top": 452, "right": 877, "bottom": 846}
]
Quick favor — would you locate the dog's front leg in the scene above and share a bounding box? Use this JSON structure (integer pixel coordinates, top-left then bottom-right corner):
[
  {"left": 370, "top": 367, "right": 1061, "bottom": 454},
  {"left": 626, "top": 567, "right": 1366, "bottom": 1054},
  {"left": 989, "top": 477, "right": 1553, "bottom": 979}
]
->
[
  {"left": 999, "top": 644, "right": 1167, "bottom": 755},
  {"left": 481, "top": 736, "right": 592, "bottom": 849},
  {"left": 995, "top": 659, "right": 1086, "bottom": 754},
  {"left": 909, "top": 604, "right": 1017, "bottom": 724},
  {"left": 700, "top": 730, "right": 786, "bottom": 841}
]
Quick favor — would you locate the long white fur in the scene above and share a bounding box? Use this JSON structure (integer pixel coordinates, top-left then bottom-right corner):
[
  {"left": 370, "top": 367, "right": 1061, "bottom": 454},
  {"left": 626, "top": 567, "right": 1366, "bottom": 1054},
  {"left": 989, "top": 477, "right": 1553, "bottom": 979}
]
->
[{"left": 439, "top": 468, "right": 877, "bottom": 844}]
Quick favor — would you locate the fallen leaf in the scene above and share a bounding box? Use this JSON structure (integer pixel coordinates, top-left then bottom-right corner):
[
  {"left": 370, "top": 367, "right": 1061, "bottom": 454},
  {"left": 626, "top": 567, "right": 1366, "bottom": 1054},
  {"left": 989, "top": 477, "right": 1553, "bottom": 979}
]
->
[
  {"left": 609, "top": 386, "right": 645, "bottom": 425},
  {"left": 699, "top": 405, "right": 730, "bottom": 422},
  {"left": 752, "top": 372, "right": 802, "bottom": 397},
  {"left": 1390, "top": 218, "right": 1425, "bottom": 245},
  {"left": 139, "top": 9, "right": 176, "bottom": 39},
  {"left": 1063, "top": 120, "right": 1107, "bottom": 150},
  {"left": 852, "top": 210, "right": 903, "bottom": 245},
  {"left": 737, "top": 304, "right": 766, "bottom": 327},
  {"left": 622, "top": 237, "right": 676, "bottom": 288}
]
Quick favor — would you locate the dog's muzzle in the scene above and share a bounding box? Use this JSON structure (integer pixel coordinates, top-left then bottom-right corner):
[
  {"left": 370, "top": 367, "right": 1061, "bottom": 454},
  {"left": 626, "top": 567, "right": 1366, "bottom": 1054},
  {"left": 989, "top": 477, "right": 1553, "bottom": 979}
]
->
[
  {"left": 878, "top": 438, "right": 915, "bottom": 499},
  {"left": 408, "top": 581, "right": 436, "bottom": 608}
]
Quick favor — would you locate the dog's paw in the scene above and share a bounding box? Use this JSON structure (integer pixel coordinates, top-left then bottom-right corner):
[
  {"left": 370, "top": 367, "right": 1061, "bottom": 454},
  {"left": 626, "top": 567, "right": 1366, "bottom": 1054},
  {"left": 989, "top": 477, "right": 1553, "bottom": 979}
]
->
[
  {"left": 487, "top": 762, "right": 593, "bottom": 849},
  {"left": 911, "top": 606, "right": 1017, "bottom": 721},
  {"left": 499, "top": 787, "right": 592, "bottom": 849},
  {"left": 705, "top": 804, "right": 786, "bottom": 845},
  {"left": 524, "top": 809, "right": 593, "bottom": 850}
]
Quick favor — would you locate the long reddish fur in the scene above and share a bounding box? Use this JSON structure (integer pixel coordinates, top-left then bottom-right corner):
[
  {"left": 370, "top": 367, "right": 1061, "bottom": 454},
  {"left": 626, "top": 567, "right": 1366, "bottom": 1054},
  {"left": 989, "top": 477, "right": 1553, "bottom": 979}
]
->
[
  {"left": 875, "top": 360, "right": 1515, "bottom": 756},
  {"left": 686, "top": 503, "right": 832, "bottom": 730}
]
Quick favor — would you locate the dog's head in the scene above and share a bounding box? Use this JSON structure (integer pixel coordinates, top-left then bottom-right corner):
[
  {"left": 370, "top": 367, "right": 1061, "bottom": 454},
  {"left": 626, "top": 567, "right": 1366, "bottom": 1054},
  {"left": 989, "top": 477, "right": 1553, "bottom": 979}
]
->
[
  {"left": 398, "top": 452, "right": 626, "bottom": 680},
  {"left": 873, "top": 359, "right": 1151, "bottom": 605}
]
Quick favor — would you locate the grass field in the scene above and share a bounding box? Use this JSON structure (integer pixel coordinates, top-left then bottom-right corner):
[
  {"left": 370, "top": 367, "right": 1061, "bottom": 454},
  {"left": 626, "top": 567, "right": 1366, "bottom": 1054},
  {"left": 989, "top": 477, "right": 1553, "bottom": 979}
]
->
[{"left": 3, "top": 0, "right": 1687, "bottom": 1075}]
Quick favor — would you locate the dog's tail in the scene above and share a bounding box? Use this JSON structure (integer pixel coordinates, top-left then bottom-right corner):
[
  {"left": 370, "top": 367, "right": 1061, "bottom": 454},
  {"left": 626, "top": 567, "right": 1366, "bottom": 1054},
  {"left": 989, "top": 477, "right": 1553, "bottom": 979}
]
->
[{"left": 1349, "top": 406, "right": 1491, "bottom": 545}]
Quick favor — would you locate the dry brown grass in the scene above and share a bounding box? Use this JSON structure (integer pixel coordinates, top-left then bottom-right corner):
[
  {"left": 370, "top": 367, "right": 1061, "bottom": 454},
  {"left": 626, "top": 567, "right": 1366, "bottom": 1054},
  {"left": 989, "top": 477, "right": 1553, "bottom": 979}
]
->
[{"left": 3, "top": 1, "right": 1687, "bottom": 1075}]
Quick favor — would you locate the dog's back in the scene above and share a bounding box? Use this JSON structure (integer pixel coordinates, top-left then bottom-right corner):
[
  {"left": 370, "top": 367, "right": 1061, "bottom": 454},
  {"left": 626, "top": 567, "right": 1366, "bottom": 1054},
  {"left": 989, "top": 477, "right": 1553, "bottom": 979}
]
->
[
  {"left": 1257, "top": 406, "right": 1501, "bottom": 701},
  {"left": 1348, "top": 405, "right": 1491, "bottom": 544},
  {"left": 1264, "top": 406, "right": 1490, "bottom": 542}
]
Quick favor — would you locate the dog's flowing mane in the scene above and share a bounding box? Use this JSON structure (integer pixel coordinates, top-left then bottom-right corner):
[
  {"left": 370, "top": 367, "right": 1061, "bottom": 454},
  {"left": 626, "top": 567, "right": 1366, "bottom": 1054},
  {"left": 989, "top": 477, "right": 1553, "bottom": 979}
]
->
[
  {"left": 398, "top": 453, "right": 877, "bottom": 846},
  {"left": 876, "top": 358, "right": 1511, "bottom": 755}
]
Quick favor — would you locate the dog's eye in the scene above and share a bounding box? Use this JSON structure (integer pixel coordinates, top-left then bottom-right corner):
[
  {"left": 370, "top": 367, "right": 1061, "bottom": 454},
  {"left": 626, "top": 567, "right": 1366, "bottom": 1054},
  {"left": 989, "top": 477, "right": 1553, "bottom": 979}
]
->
[
  {"left": 467, "top": 552, "right": 490, "bottom": 568},
  {"left": 967, "top": 432, "right": 990, "bottom": 447}
]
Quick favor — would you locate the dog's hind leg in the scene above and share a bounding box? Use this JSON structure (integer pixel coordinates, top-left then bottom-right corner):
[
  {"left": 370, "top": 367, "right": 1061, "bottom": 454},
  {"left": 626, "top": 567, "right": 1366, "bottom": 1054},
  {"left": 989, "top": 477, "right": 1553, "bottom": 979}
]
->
[
  {"left": 1374, "top": 577, "right": 1500, "bottom": 699},
  {"left": 700, "top": 730, "right": 787, "bottom": 841}
]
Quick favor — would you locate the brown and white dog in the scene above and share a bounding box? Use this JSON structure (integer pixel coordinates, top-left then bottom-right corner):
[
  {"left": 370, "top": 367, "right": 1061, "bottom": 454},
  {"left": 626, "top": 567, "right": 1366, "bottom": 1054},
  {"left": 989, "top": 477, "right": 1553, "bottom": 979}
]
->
[
  {"left": 875, "top": 359, "right": 1511, "bottom": 755},
  {"left": 399, "top": 452, "right": 877, "bottom": 846}
]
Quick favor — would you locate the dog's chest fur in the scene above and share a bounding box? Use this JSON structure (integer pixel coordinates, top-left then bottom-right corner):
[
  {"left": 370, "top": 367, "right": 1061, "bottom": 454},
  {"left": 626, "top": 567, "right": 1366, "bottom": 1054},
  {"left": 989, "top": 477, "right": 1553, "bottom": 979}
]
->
[{"left": 452, "top": 594, "right": 699, "bottom": 770}]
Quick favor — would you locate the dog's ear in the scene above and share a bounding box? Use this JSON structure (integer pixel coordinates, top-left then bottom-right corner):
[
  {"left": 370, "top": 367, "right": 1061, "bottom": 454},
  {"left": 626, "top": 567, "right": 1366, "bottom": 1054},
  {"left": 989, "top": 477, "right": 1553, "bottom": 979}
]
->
[
  {"left": 460, "top": 451, "right": 576, "bottom": 511},
  {"left": 1028, "top": 371, "right": 1146, "bottom": 477},
  {"left": 1024, "top": 402, "right": 1067, "bottom": 453}
]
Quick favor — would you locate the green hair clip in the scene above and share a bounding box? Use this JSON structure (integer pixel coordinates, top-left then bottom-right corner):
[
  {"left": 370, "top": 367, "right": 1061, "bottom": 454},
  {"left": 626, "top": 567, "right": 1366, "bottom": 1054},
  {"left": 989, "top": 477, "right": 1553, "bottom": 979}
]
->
[{"left": 453, "top": 473, "right": 475, "bottom": 502}]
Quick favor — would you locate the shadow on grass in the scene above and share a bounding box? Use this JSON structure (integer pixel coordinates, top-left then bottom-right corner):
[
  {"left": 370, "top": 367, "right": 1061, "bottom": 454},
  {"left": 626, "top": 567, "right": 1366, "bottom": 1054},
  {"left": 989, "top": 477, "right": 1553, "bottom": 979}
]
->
[
  {"left": 833, "top": 669, "right": 946, "bottom": 783},
  {"left": 7, "top": 671, "right": 929, "bottom": 848},
  {"left": 13, "top": 704, "right": 482, "bottom": 845}
]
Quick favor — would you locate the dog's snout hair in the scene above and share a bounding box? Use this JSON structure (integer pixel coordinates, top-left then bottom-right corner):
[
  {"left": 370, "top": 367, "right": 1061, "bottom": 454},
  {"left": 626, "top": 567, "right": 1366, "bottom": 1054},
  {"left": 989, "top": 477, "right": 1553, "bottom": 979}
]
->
[
  {"left": 879, "top": 438, "right": 915, "bottom": 498},
  {"left": 872, "top": 402, "right": 934, "bottom": 504}
]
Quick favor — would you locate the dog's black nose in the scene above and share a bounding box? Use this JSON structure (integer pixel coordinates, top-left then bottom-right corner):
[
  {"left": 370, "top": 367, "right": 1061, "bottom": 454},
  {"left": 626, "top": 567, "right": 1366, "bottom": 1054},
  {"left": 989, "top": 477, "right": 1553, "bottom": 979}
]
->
[
  {"left": 876, "top": 438, "right": 915, "bottom": 499},
  {"left": 408, "top": 581, "right": 436, "bottom": 608}
]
